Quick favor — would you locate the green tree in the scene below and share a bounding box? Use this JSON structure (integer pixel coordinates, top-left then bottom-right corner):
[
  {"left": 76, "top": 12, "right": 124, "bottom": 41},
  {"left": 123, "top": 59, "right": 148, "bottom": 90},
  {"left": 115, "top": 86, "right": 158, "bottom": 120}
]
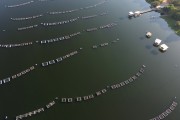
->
[
  {"left": 172, "top": 12, "right": 180, "bottom": 20},
  {"left": 172, "top": 1, "right": 180, "bottom": 6},
  {"left": 152, "top": 1, "right": 161, "bottom": 7},
  {"left": 163, "top": 4, "right": 176, "bottom": 14},
  {"left": 175, "top": 21, "right": 180, "bottom": 27}
]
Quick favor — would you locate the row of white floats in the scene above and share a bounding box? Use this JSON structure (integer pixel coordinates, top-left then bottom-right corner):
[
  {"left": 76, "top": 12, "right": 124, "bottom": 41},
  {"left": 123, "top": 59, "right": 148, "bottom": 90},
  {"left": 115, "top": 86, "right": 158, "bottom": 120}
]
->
[
  {"left": 0, "top": 38, "right": 121, "bottom": 84},
  {"left": 110, "top": 65, "right": 146, "bottom": 90},
  {"left": 85, "top": 22, "right": 117, "bottom": 32},
  {"left": 40, "top": 31, "right": 81, "bottom": 44},
  {"left": 15, "top": 107, "right": 44, "bottom": 120},
  {"left": 82, "top": 12, "right": 108, "bottom": 19},
  {"left": 39, "top": 12, "right": 108, "bottom": 27},
  {"left": 41, "top": 17, "right": 79, "bottom": 26},
  {"left": 6, "top": 0, "right": 107, "bottom": 9},
  {"left": 0, "top": 50, "right": 79, "bottom": 85},
  {"left": 18, "top": 24, "right": 38, "bottom": 31},
  {"left": 10, "top": 12, "right": 107, "bottom": 22},
  {"left": 15, "top": 100, "right": 56, "bottom": 120},
  {"left": 61, "top": 89, "right": 107, "bottom": 103},
  {"left": 61, "top": 65, "right": 146, "bottom": 103},
  {"left": 6, "top": 1, "right": 108, "bottom": 30},
  {"left": 0, "top": 42, "right": 33, "bottom": 48},
  {"left": 149, "top": 100, "right": 178, "bottom": 120},
  {"left": 11, "top": 14, "right": 43, "bottom": 21},
  {"left": 0, "top": 38, "right": 121, "bottom": 85},
  {"left": 15, "top": 65, "right": 145, "bottom": 120},
  {"left": 6, "top": 0, "right": 34, "bottom": 8},
  {"left": 1, "top": 21, "right": 118, "bottom": 49},
  {"left": 14, "top": 99, "right": 179, "bottom": 120},
  {"left": 0, "top": 31, "right": 81, "bottom": 48},
  {"left": 48, "top": 0, "right": 107, "bottom": 15},
  {"left": 92, "top": 38, "right": 120, "bottom": 49},
  {"left": 0, "top": 66, "right": 36, "bottom": 85},
  {"left": 41, "top": 50, "right": 79, "bottom": 67},
  {"left": 15, "top": 12, "right": 108, "bottom": 31}
]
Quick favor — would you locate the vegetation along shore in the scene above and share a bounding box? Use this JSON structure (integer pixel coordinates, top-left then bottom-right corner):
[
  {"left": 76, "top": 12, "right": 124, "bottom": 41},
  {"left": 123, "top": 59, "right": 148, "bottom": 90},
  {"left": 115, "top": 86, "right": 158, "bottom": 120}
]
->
[{"left": 146, "top": 0, "right": 180, "bottom": 35}]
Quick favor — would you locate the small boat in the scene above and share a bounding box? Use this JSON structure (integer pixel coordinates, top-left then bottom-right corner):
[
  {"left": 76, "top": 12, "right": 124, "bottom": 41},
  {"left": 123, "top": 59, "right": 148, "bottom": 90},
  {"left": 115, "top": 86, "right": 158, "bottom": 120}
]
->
[
  {"left": 5, "top": 116, "right": 8, "bottom": 119},
  {"left": 159, "top": 44, "right": 168, "bottom": 52},
  {"left": 146, "top": 32, "right": 152, "bottom": 38},
  {"left": 134, "top": 11, "right": 141, "bottom": 17},
  {"left": 154, "top": 38, "right": 162, "bottom": 46},
  {"left": 128, "top": 11, "right": 134, "bottom": 17}
]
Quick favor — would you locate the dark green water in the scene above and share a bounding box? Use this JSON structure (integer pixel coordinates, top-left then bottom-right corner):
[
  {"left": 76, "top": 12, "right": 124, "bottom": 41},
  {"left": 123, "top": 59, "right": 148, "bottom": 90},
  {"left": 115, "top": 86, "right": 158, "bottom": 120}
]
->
[{"left": 0, "top": 0, "right": 180, "bottom": 120}]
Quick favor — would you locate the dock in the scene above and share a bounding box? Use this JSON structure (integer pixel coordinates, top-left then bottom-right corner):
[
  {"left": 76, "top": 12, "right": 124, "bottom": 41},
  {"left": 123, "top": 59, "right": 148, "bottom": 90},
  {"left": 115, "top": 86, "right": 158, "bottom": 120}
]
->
[
  {"left": 140, "top": 8, "right": 157, "bottom": 14},
  {"left": 129, "top": 8, "right": 157, "bottom": 17}
]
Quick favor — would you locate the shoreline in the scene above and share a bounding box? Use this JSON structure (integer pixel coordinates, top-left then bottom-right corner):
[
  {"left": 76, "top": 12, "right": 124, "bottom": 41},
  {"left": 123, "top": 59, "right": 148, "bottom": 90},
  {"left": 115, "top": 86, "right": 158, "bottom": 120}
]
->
[{"left": 145, "top": 0, "right": 180, "bottom": 36}]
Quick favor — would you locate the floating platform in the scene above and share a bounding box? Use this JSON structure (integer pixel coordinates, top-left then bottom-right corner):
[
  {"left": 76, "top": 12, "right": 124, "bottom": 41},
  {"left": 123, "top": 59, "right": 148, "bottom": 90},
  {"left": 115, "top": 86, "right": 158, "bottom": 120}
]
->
[{"left": 159, "top": 44, "right": 168, "bottom": 52}]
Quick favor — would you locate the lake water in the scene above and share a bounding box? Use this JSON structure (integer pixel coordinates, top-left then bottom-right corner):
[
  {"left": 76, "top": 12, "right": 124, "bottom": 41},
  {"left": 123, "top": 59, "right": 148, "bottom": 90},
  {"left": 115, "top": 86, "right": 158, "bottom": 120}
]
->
[{"left": 0, "top": 0, "right": 180, "bottom": 120}]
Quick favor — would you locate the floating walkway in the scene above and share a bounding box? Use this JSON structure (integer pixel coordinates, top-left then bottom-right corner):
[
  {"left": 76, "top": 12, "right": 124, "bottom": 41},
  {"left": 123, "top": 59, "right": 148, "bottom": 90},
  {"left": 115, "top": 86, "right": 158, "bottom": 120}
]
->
[
  {"left": 6, "top": 0, "right": 107, "bottom": 9},
  {"left": 39, "top": 32, "right": 81, "bottom": 44},
  {"left": 140, "top": 8, "right": 157, "bottom": 14},
  {"left": 46, "top": 101, "right": 56, "bottom": 109},
  {"left": 81, "top": 12, "right": 108, "bottom": 20},
  {"left": 48, "top": 0, "right": 107, "bottom": 15},
  {"left": 18, "top": 24, "right": 38, "bottom": 31},
  {"left": 15, "top": 100, "right": 56, "bottom": 120},
  {"left": 85, "top": 22, "right": 117, "bottom": 32},
  {"left": 128, "top": 8, "right": 157, "bottom": 18},
  {"left": 15, "top": 107, "right": 44, "bottom": 120},
  {"left": 10, "top": 11, "right": 107, "bottom": 22},
  {"left": 59, "top": 65, "right": 146, "bottom": 103},
  {"left": 0, "top": 37, "right": 121, "bottom": 85},
  {"left": 6, "top": 1, "right": 34, "bottom": 8},
  {"left": 61, "top": 89, "right": 107, "bottom": 103},
  {"left": 14, "top": 65, "right": 146, "bottom": 120},
  {"left": 9, "top": 11, "right": 107, "bottom": 33},
  {"left": 0, "top": 50, "right": 80, "bottom": 85},
  {"left": 0, "top": 66, "right": 36, "bottom": 85},
  {"left": 0, "top": 21, "right": 118, "bottom": 49},
  {"left": 149, "top": 100, "right": 178, "bottom": 120},
  {"left": 48, "top": 9, "right": 79, "bottom": 15},
  {"left": 41, "top": 17, "right": 79, "bottom": 27},
  {"left": 41, "top": 50, "right": 79, "bottom": 67},
  {"left": 16, "top": 15, "right": 111, "bottom": 31},
  {"left": 0, "top": 42, "right": 33, "bottom": 48},
  {"left": 11, "top": 14, "right": 43, "bottom": 21},
  {"left": 110, "top": 65, "right": 146, "bottom": 90},
  {"left": 92, "top": 38, "right": 121, "bottom": 49},
  {"left": 38, "top": 0, "right": 48, "bottom": 1}
]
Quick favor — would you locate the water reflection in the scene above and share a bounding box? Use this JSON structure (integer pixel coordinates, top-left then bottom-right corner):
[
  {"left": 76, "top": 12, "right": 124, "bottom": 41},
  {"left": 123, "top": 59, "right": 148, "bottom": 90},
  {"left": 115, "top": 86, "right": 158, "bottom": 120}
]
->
[
  {"left": 145, "top": 44, "right": 153, "bottom": 50},
  {"left": 150, "top": 49, "right": 158, "bottom": 55},
  {"left": 145, "top": 44, "right": 159, "bottom": 55},
  {"left": 165, "top": 33, "right": 180, "bottom": 43},
  {"left": 139, "top": 36, "right": 146, "bottom": 40}
]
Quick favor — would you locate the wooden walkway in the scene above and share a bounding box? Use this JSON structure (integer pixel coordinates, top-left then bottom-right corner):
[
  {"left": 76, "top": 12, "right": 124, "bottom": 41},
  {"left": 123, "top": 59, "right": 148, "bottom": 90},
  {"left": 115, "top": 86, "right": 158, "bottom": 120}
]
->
[{"left": 140, "top": 8, "right": 157, "bottom": 14}]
